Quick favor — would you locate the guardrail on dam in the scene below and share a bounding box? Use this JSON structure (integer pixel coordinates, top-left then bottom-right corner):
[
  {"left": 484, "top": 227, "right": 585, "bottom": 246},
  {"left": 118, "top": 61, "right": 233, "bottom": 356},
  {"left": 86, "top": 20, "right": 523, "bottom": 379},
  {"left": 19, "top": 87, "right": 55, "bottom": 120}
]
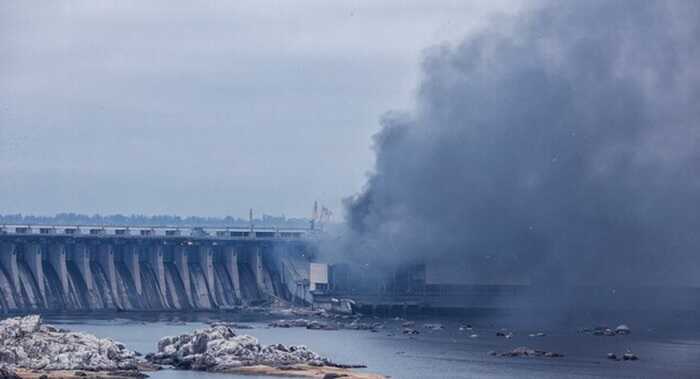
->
[{"left": 0, "top": 225, "right": 315, "bottom": 312}]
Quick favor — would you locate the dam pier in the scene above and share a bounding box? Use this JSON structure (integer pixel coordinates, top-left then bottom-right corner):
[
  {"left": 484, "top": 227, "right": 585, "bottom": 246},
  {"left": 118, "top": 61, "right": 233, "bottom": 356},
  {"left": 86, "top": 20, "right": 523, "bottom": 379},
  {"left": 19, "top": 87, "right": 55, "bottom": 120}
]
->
[{"left": 0, "top": 225, "right": 314, "bottom": 312}]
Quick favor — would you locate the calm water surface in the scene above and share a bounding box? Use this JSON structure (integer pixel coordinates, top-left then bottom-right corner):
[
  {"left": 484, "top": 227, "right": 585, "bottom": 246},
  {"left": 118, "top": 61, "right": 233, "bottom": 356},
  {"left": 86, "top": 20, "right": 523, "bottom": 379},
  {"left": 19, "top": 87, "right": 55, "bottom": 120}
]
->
[{"left": 41, "top": 312, "right": 700, "bottom": 379}]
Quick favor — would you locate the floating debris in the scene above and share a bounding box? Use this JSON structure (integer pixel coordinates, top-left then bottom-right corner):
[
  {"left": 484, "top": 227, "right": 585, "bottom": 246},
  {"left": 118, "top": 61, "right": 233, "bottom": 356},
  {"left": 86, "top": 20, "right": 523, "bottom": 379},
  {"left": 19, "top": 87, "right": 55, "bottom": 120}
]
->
[
  {"left": 496, "top": 329, "right": 513, "bottom": 339},
  {"left": 269, "top": 319, "right": 338, "bottom": 331},
  {"left": 579, "top": 324, "right": 631, "bottom": 337},
  {"left": 607, "top": 350, "right": 638, "bottom": 361},
  {"left": 491, "top": 346, "right": 564, "bottom": 358}
]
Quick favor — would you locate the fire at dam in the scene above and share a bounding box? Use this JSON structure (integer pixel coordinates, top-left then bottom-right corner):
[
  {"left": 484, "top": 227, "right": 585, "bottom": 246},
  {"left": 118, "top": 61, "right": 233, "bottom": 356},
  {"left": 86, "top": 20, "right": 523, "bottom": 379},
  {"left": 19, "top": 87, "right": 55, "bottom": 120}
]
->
[{"left": 0, "top": 225, "right": 312, "bottom": 311}]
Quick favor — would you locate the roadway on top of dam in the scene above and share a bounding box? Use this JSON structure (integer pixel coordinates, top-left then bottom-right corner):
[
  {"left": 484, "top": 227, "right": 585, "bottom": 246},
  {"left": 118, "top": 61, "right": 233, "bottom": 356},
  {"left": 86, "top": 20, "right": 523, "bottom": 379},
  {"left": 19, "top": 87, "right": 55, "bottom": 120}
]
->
[{"left": 0, "top": 224, "right": 314, "bottom": 244}]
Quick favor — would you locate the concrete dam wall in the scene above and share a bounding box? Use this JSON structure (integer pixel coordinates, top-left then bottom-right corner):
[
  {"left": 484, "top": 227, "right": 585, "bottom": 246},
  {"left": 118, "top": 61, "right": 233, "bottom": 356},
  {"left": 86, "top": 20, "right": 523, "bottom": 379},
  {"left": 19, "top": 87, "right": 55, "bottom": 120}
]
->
[{"left": 0, "top": 234, "right": 312, "bottom": 312}]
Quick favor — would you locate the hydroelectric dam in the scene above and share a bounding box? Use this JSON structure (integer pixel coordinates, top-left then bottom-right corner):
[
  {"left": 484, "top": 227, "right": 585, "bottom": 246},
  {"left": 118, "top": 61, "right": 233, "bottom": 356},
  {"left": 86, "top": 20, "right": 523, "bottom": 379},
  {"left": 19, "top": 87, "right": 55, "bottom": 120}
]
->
[{"left": 0, "top": 225, "right": 314, "bottom": 312}]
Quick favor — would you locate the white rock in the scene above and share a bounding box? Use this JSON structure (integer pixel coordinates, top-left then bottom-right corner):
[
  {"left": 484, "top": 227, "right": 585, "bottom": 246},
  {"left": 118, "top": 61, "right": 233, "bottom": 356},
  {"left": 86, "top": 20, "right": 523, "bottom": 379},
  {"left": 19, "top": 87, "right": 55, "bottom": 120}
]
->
[
  {"left": 615, "top": 324, "right": 631, "bottom": 335},
  {"left": 0, "top": 315, "right": 138, "bottom": 371},
  {"left": 149, "top": 325, "right": 328, "bottom": 371}
]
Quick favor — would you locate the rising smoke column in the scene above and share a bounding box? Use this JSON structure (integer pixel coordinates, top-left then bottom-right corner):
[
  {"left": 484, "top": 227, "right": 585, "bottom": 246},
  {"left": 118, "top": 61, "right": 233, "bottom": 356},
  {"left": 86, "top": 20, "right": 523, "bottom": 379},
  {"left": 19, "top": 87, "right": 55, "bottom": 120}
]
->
[{"left": 345, "top": 1, "right": 700, "bottom": 288}]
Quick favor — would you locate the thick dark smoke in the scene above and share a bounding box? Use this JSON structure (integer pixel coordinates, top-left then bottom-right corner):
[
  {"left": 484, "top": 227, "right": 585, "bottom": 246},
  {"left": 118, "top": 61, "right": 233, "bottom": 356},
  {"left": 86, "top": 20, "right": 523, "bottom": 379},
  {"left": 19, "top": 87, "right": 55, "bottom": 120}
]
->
[{"left": 345, "top": 1, "right": 700, "bottom": 290}]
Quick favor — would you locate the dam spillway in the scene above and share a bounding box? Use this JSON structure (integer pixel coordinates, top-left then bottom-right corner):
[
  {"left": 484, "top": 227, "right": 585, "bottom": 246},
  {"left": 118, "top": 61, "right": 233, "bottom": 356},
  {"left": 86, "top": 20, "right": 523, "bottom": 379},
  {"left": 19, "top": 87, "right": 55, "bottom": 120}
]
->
[{"left": 0, "top": 225, "right": 314, "bottom": 312}]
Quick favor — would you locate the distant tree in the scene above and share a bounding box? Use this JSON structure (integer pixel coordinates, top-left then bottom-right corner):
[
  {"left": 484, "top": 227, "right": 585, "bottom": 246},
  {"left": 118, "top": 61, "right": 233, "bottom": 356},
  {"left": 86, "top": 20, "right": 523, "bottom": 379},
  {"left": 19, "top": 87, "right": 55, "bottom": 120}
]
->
[{"left": 0, "top": 212, "right": 311, "bottom": 228}]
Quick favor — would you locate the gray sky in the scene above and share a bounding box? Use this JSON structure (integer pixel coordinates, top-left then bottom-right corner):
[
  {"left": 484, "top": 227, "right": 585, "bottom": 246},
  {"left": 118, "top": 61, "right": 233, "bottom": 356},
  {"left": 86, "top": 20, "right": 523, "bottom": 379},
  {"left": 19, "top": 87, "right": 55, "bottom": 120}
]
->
[{"left": 0, "top": 0, "right": 520, "bottom": 218}]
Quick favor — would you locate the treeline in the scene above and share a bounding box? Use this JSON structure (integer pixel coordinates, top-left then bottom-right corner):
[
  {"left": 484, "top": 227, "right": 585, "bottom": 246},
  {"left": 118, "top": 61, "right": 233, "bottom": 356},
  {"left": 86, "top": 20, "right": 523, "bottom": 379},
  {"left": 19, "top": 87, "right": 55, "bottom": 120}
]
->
[{"left": 0, "top": 213, "right": 311, "bottom": 228}]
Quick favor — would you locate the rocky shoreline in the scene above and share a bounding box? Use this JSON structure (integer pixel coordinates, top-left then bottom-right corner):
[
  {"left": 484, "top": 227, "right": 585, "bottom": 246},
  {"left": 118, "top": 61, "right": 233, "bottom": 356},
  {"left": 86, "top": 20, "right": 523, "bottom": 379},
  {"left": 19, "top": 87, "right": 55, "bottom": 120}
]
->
[
  {"left": 0, "top": 315, "right": 384, "bottom": 379},
  {"left": 147, "top": 323, "right": 327, "bottom": 370},
  {"left": 9, "top": 368, "right": 150, "bottom": 378},
  {"left": 0, "top": 315, "right": 144, "bottom": 378},
  {"left": 146, "top": 323, "right": 382, "bottom": 378}
]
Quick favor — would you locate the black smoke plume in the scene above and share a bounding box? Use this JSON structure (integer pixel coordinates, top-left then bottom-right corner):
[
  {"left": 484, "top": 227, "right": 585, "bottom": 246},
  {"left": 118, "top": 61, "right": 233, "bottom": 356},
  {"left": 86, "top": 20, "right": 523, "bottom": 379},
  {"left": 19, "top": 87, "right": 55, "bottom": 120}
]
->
[{"left": 344, "top": 1, "right": 700, "bottom": 295}]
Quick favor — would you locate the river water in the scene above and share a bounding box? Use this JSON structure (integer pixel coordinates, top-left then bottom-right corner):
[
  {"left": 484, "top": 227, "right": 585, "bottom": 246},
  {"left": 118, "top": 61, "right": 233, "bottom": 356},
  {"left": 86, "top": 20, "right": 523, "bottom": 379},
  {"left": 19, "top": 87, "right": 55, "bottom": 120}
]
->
[{"left": 40, "top": 311, "right": 700, "bottom": 378}]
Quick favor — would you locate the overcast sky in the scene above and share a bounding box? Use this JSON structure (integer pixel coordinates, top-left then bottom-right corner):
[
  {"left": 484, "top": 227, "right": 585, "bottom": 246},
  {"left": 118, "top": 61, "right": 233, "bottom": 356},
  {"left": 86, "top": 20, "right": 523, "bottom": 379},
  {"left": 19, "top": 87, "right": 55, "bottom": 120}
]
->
[{"left": 0, "top": 0, "right": 521, "bottom": 218}]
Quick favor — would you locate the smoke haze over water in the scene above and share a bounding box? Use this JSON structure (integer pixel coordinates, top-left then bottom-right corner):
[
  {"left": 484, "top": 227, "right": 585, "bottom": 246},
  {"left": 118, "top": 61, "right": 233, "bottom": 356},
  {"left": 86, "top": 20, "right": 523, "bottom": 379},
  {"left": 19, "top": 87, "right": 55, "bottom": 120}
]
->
[{"left": 344, "top": 1, "right": 700, "bottom": 290}]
